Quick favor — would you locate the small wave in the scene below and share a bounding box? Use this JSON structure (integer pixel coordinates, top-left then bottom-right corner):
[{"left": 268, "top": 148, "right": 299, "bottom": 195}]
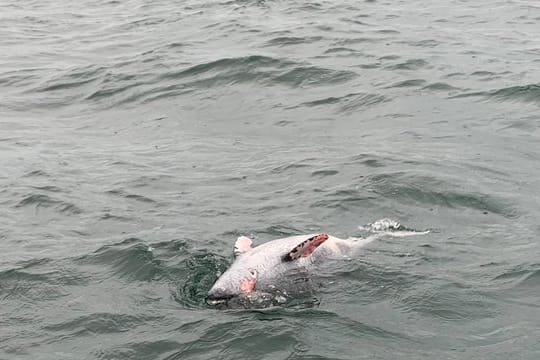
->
[
  {"left": 339, "top": 92, "right": 388, "bottom": 112},
  {"left": 336, "top": 36, "right": 378, "bottom": 45},
  {"left": 297, "top": 96, "right": 341, "bottom": 107},
  {"left": 31, "top": 185, "right": 63, "bottom": 193},
  {"left": 421, "top": 82, "right": 461, "bottom": 91},
  {"left": 386, "top": 79, "right": 426, "bottom": 88},
  {"left": 401, "top": 39, "right": 441, "bottom": 48},
  {"left": 33, "top": 65, "right": 106, "bottom": 93},
  {"left": 375, "top": 29, "right": 400, "bottom": 34},
  {"left": 105, "top": 189, "right": 156, "bottom": 204},
  {"left": 0, "top": 258, "right": 88, "bottom": 302},
  {"left": 163, "top": 319, "right": 297, "bottom": 359},
  {"left": 77, "top": 237, "right": 166, "bottom": 282},
  {"left": 16, "top": 194, "right": 52, "bottom": 208},
  {"left": 94, "top": 340, "right": 181, "bottom": 360},
  {"left": 118, "top": 16, "right": 166, "bottom": 31},
  {"left": 87, "top": 55, "right": 296, "bottom": 106},
  {"left": 24, "top": 55, "right": 361, "bottom": 108},
  {"left": 272, "top": 66, "right": 356, "bottom": 87},
  {"left": 398, "top": 285, "right": 496, "bottom": 321},
  {"left": 43, "top": 312, "right": 162, "bottom": 334},
  {"left": 56, "top": 203, "right": 83, "bottom": 215},
  {"left": 450, "top": 83, "right": 540, "bottom": 104},
  {"left": 379, "top": 55, "right": 400, "bottom": 61},
  {"left": 161, "top": 55, "right": 289, "bottom": 80},
  {"left": 310, "top": 188, "right": 377, "bottom": 210},
  {"left": 22, "top": 170, "right": 50, "bottom": 178},
  {"left": 347, "top": 153, "right": 400, "bottom": 168},
  {"left": 386, "top": 59, "right": 429, "bottom": 71},
  {"left": 489, "top": 83, "right": 540, "bottom": 104},
  {"left": 85, "top": 79, "right": 148, "bottom": 102},
  {"left": 324, "top": 47, "right": 361, "bottom": 55},
  {"left": 257, "top": 307, "right": 410, "bottom": 340},
  {"left": 470, "top": 70, "right": 497, "bottom": 77},
  {"left": 100, "top": 213, "right": 133, "bottom": 221},
  {"left": 311, "top": 169, "right": 339, "bottom": 177},
  {"left": 165, "top": 307, "right": 410, "bottom": 359},
  {"left": 493, "top": 264, "right": 540, "bottom": 289},
  {"left": 360, "top": 158, "right": 386, "bottom": 168},
  {"left": 37, "top": 77, "right": 97, "bottom": 92},
  {"left": 296, "top": 92, "right": 388, "bottom": 113},
  {"left": 265, "top": 36, "right": 323, "bottom": 47},
  {"left": 492, "top": 267, "right": 530, "bottom": 282},
  {"left": 449, "top": 90, "right": 489, "bottom": 100},
  {"left": 16, "top": 193, "right": 83, "bottom": 215},
  {"left": 0, "top": 69, "right": 43, "bottom": 88},
  {"left": 271, "top": 161, "right": 311, "bottom": 174},
  {"left": 367, "top": 172, "right": 518, "bottom": 218}
]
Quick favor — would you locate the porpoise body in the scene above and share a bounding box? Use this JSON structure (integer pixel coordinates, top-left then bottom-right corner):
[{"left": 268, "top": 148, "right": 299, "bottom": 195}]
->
[{"left": 207, "top": 233, "right": 372, "bottom": 306}]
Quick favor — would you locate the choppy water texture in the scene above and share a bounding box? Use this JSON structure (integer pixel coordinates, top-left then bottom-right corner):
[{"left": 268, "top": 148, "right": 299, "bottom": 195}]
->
[{"left": 1, "top": 0, "right": 540, "bottom": 358}]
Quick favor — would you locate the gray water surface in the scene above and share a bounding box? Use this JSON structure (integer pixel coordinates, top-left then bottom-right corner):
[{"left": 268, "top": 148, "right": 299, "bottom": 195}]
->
[{"left": 2, "top": 0, "right": 540, "bottom": 359}]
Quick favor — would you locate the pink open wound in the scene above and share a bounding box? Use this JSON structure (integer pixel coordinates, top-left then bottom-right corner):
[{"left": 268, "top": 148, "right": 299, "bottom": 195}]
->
[
  {"left": 283, "top": 234, "right": 329, "bottom": 262},
  {"left": 240, "top": 269, "right": 257, "bottom": 294}
]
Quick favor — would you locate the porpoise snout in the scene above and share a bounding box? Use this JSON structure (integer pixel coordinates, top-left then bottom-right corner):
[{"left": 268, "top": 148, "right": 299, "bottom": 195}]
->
[
  {"left": 206, "top": 286, "right": 233, "bottom": 305},
  {"left": 207, "top": 286, "right": 228, "bottom": 298}
]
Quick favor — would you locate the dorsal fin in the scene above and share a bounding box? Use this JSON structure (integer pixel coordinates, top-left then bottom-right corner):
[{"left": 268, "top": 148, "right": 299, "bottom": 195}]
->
[
  {"left": 283, "top": 234, "right": 329, "bottom": 262},
  {"left": 234, "top": 236, "right": 253, "bottom": 257}
]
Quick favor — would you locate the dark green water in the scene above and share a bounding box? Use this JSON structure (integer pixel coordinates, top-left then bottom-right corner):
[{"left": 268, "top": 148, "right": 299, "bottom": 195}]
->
[{"left": 2, "top": 0, "right": 540, "bottom": 358}]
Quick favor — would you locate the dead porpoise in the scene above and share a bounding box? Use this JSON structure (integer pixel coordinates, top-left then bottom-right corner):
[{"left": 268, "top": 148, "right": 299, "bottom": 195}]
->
[
  {"left": 207, "top": 220, "right": 429, "bottom": 307},
  {"left": 207, "top": 233, "right": 382, "bottom": 307}
]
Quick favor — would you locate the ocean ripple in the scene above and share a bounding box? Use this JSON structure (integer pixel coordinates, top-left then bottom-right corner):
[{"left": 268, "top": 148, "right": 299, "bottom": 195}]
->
[
  {"left": 367, "top": 172, "right": 518, "bottom": 218},
  {"left": 16, "top": 193, "right": 83, "bottom": 215}
]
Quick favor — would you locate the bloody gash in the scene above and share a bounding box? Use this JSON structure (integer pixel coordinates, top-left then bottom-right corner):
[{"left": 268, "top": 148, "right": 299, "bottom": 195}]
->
[{"left": 206, "top": 233, "right": 371, "bottom": 306}]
